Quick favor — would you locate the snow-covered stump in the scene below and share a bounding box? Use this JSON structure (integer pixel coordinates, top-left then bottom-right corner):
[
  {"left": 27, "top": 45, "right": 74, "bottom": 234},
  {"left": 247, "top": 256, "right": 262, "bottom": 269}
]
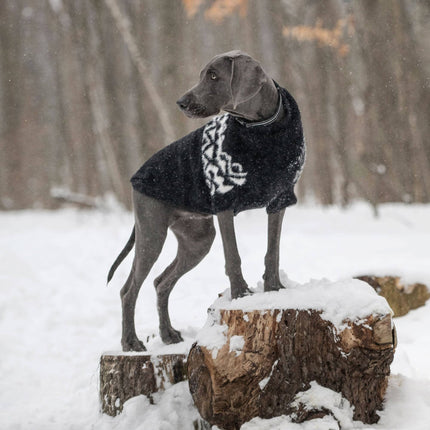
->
[
  {"left": 187, "top": 279, "right": 396, "bottom": 430},
  {"left": 100, "top": 353, "right": 187, "bottom": 416}
]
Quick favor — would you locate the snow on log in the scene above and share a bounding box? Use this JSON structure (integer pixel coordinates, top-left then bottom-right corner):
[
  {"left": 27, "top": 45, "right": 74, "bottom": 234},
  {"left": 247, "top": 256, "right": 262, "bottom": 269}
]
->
[
  {"left": 100, "top": 353, "right": 187, "bottom": 416},
  {"left": 187, "top": 278, "right": 396, "bottom": 430},
  {"left": 357, "top": 275, "right": 430, "bottom": 317}
]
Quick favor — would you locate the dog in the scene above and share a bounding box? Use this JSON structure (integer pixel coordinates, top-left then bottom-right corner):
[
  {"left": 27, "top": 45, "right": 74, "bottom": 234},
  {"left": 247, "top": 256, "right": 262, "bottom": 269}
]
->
[{"left": 108, "top": 50, "right": 305, "bottom": 352}]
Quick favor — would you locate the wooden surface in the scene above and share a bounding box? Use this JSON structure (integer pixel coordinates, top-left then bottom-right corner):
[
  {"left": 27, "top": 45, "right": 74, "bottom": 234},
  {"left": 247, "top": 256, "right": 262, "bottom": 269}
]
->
[
  {"left": 100, "top": 353, "right": 187, "bottom": 416},
  {"left": 358, "top": 275, "right": 430, "bottom": 317},
  {"left": 188, "top": 308, "right": 396, "bottom": 430}
]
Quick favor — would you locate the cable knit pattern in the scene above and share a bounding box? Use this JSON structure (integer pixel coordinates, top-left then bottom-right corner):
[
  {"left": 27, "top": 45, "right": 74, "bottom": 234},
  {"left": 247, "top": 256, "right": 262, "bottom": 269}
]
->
[{"left": 201, "top": 113, "right": 248, "bottom": 196}]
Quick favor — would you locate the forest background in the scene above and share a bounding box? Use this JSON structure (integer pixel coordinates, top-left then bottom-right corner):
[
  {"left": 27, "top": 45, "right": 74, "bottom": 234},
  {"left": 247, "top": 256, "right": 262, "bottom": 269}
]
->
[{"left": 1, "top": 0, "right": 429, "bottom": 211}]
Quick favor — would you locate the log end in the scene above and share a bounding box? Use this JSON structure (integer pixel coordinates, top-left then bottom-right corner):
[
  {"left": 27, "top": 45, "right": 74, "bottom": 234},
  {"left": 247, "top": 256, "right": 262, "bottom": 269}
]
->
[
  {"left": 100, "top": 353, "right": 187, "bottom": 416},
  {"left": 357, "top": 275, "right": 430, "bottom": 317}
]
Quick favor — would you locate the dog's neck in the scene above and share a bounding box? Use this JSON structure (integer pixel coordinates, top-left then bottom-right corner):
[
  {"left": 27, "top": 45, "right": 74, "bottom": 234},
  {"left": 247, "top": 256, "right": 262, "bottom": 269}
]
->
[{"left": 224, "top": 80, "right": 283, "bottom": 124}]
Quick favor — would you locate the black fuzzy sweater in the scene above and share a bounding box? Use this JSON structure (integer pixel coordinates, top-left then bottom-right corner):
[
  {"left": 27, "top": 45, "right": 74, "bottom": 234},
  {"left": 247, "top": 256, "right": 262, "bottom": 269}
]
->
[{"left": 131, "top": 85, "right": 305, "bottom": 215}]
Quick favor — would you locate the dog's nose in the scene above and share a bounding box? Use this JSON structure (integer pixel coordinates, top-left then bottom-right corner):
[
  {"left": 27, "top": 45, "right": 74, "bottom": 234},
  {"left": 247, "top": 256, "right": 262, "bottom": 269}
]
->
[{"left": 176, "top": 95, "right": 189, "bottom": 110}]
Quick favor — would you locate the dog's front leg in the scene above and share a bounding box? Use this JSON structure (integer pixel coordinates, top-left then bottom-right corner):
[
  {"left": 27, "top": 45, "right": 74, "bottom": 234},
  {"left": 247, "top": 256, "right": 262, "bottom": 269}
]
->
[
  {"left": 217, "top": 210, "right": 251, "bottom": 299},
  {"left": 264, "top": 209, "right": 286, "bottom": 291}
]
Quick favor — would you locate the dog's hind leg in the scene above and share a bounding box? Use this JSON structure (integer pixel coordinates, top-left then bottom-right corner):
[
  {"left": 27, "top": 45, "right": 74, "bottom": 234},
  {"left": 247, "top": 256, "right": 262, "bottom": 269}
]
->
[
  {"left": 154, "top": 215, "right": 215, "bottom": 344},
  {"left": 120, "top": 192, "right": 171, "bottom": 352}
]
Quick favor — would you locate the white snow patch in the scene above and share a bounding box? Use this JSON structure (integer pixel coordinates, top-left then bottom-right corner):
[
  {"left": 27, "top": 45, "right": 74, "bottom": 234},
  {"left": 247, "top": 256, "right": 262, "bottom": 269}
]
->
[
  {"left": 242, "top": 414, "right": 342, "bottom": 430},
  {"left": 211, "top": 277, "right": 392, "bottom": 331},
  {"left": 0, "top": 204, "right": 429, "bottom": 429},
  {"left": 258, "top": 376, "right": 270, "bottom": 391},
  {"left": 229, "top": 335, "right": 245, "bottom": 356},
  {"left": 195, "top": 308, "right": 228, "bottom": 359},
  {"left": 377, "top": 374, "right": 430, "bottom": 430},
  {"left": 259, "top": 359, "right": 278, "bottom": 391},
  {"left": 291, "top": 381, "right": 357, "bottom": 428},
  {"left": 245, "top": 381, "right": 358, "bottom": 429},
  {"left": 96, "top": 381, "right": 200, "bottom": 430}
]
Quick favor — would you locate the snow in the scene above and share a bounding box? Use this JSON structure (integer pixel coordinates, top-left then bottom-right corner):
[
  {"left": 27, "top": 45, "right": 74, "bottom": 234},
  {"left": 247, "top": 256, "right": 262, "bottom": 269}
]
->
[
  {"left": 229, "top": 335, "right": 245, "bottom": 356},
  {"left": 197, "top": 276, "right": 391, "bottom": 364},
  {"left": 211, "top": 277, "right": 392, "bottom": 330},
  {"left": 0, "top": 202, "right": 429, "bottom": 429},
  {"left": 259, "top": 360, "right": 278, "bottom": 391},
  {"left": 243, "top": 376, "right": 430, "bottom": 430},
  {"left": 195, "top": 308, "right": 228, "bottom": 359},
  {"left": 244, "top": 381, "right": 357, "bottom": 429},
  {"left": 291, "top": 381, "right": 356, "bottom": 428},
  {"left": 98, "top": 382, "right": 201, "bottom": 430}
]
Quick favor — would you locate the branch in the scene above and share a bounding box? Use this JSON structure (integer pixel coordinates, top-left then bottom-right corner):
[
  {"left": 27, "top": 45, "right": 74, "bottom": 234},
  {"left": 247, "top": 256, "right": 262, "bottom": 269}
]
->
[{"left": 103, "top": 0, "right": 175, "bottom": 144}]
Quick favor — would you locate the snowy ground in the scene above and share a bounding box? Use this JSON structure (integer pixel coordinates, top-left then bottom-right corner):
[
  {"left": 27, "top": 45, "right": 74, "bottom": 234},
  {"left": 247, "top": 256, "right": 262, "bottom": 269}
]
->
[{"left": 0, "top": 203, "right": 429, "bottom": 429}]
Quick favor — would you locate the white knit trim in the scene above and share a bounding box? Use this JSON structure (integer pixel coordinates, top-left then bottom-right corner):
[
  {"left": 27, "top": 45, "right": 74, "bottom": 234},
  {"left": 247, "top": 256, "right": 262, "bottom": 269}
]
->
[{"left": 201, "top": 114, "right": 247, "bottom": 196}]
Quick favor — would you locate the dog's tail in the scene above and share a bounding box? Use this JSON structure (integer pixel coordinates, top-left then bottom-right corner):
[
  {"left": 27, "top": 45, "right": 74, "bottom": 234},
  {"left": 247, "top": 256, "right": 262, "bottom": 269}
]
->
[{"left": 107, "top": 226, "right": 136, "bottom": 284}]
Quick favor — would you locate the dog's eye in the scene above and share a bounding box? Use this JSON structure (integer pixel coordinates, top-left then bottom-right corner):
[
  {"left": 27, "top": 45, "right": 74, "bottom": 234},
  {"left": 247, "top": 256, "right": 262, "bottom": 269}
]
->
[{"left": 210, "top": 72, "right": 217, "bottom": 80}]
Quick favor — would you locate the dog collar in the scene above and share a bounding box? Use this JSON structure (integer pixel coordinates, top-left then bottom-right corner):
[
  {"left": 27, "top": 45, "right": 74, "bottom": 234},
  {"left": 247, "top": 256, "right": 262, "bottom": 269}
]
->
[{"left": 234, "top": 92, "right": 283, "bottom": 128}]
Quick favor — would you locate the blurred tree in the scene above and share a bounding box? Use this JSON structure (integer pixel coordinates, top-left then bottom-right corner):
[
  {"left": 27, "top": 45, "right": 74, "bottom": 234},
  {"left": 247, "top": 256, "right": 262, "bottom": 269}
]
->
[{"left": 0, "top": 0, "right": 428, "bottom": 210}]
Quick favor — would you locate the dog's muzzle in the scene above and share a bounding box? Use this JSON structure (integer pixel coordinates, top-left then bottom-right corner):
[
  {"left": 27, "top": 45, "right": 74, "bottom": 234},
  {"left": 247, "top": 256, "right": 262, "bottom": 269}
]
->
[{"left": 177, "top": 94, "right": 216, "bottom": 118}]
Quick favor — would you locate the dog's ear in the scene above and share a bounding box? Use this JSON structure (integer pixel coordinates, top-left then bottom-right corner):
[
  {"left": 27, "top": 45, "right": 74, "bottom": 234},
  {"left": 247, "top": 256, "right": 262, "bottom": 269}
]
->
[{"left": 229, "top": 54, "right": 267, "bottom": 109}]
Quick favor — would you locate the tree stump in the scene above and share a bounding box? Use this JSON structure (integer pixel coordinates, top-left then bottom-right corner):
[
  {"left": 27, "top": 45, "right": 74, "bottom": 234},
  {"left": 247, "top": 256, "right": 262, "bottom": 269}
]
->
[
  {"left": 100, "top": 353, "right": 187, "bottom": 416},
  {"left": 187, "top": 279, "right": 396, "bottom": 430},
  {"left": 357, "top": 275, "right": 430, "bottom": 317}
]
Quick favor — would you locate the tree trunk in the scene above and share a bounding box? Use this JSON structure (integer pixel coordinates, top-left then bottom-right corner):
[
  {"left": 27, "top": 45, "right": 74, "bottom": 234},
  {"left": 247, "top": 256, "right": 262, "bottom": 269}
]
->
[
  {"left": 188, "top": 306, "right": 396, "bottom": 429},
  {"left": 100, "top": 353, "right": 187, "bottom": 416}
]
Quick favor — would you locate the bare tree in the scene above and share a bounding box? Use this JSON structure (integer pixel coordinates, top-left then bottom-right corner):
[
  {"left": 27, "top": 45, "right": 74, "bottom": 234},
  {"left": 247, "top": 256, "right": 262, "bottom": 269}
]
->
[{"left": 0, "top": 0, "right": 428, "bottom": 209}]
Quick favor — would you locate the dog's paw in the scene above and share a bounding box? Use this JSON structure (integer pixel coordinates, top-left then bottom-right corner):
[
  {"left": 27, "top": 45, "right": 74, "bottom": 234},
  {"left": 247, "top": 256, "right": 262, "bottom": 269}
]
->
[
  {"left": 122, "top": 337, "right": 147, "bottom": 352},
  {"left": 161, "top": 328, "right": 184, "bottom": 345},
  {"left": 264, "top": 279, "right": 286, "bottom": 292},
  {"left": 231, "top": 286, "right": 253, "bottom": 300}
]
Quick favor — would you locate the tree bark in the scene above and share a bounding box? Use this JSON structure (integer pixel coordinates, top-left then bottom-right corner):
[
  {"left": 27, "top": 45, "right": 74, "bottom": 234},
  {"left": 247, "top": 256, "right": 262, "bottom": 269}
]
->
[
  {"left": 188, "top": 308, "right": 396, "bottom": 430},
  {"left": 100, "top": 353, "right": 187, "bottom": 416}
]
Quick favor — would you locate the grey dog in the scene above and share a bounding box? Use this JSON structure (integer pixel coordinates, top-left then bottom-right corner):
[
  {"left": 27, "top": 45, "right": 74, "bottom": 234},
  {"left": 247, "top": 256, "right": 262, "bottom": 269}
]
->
[{"left": 108, "top": 51, "right": 304, "bottom": 352}]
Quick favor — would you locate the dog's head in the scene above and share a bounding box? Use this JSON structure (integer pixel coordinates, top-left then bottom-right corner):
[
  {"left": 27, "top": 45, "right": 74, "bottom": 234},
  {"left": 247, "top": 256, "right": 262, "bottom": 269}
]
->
[{"left": 177, "top": 50, "right": 270, "bottom": 119}]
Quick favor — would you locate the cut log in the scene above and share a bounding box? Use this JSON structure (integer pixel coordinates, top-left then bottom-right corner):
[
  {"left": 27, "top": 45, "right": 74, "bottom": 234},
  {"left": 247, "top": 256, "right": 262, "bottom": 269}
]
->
[
  {"left": 357, "top": 275, "right": 430, "bottom": 317},
  {"left": 187, "top": 279, "right": 396, "bottom": 430},
  {"left": 100, "top": 353, "right": 187, "bottom": 416}
]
